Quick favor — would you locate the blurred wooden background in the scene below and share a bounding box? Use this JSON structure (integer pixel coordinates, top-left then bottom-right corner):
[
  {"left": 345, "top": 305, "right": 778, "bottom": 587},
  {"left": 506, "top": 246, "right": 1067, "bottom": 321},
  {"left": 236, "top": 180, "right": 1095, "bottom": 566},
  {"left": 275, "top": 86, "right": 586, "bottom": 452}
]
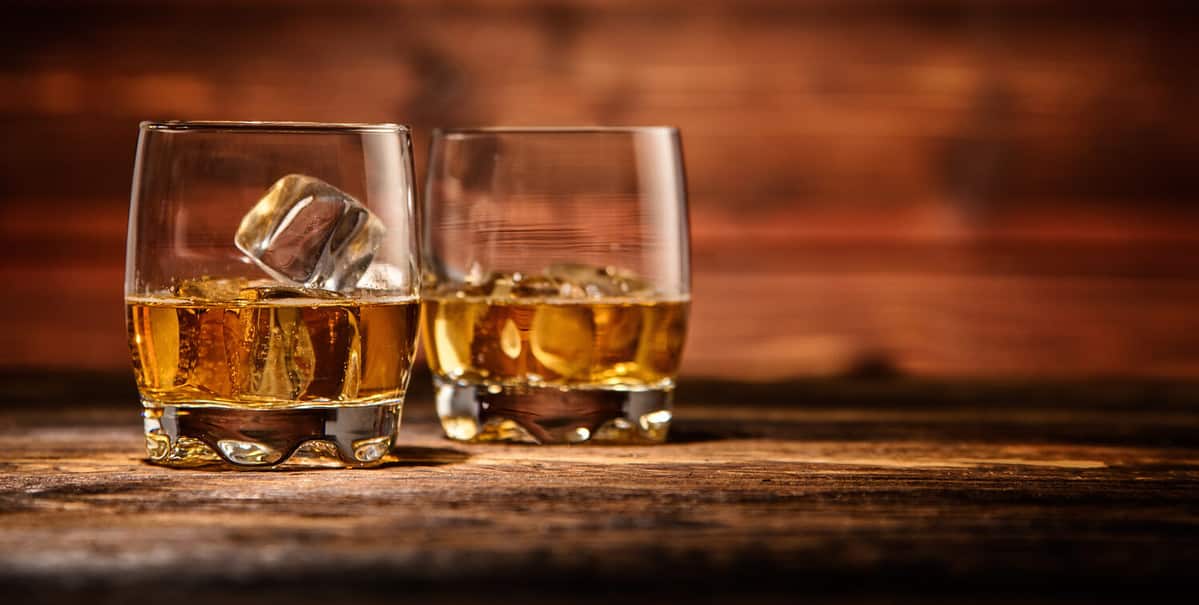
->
[{"left": 2, "top": 0, "right": 1197, "bottom": 379}]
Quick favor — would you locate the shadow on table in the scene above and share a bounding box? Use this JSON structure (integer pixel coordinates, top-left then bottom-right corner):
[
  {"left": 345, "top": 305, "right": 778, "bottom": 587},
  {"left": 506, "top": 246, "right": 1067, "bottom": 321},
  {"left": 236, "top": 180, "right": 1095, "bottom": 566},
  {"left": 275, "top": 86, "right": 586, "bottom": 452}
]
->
[
  {"left": 386, "top": 445, "right": 472, "bottom": 466},
  {"left": 666, "top": 427, "right": 729, "bottom": 444},
  {"left": 5, "top": 370, "right": 1198, "bottom": 450},
  {"left": 669, "top": 377, "right": 1199, "bottom": 449},
  {"left": 135, "top": 445, "right": 473, "bottom": 472}
]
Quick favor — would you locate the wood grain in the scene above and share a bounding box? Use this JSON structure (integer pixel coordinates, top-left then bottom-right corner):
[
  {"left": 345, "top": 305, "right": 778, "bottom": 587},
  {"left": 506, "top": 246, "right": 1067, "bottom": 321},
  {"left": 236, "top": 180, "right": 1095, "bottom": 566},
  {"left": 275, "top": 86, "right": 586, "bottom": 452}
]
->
[
  {"left": 2, "top": 0, "right": 1199, "bottom": 378},
  {"left": 1, "top": 373, "right": 1198, "bottom": 602}
]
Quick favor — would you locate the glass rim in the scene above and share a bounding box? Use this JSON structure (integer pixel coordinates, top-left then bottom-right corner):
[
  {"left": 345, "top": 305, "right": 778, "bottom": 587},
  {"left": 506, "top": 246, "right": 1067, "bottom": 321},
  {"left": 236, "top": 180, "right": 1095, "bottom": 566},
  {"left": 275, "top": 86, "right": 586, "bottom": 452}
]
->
[
  {"left": 140, "top": 120, "right": 408, "bottom": 134},
  {"left": 433, "top": 126, "right": 678, "bottom": 137}
]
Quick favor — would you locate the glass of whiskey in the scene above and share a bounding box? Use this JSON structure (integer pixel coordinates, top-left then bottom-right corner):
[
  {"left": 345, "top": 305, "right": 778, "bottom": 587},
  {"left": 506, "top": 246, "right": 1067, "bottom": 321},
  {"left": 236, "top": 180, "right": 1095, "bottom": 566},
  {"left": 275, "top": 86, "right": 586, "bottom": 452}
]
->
[
  {"left": 125, "top": 121, "right": 420, "bottom": 468},
  {"left": 422, "top": 127, "right": 691, "bottom": 444}
]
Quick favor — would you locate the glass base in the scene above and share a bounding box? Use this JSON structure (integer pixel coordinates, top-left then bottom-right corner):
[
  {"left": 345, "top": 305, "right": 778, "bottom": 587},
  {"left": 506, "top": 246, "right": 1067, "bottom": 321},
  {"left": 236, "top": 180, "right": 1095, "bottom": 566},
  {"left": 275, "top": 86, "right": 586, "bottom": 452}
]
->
[
  {"left": 142, "top": 401, "right": 402, "bottom": 469},
  {"left": 435, "top": 379, "right": 673, "bottom": 444}
]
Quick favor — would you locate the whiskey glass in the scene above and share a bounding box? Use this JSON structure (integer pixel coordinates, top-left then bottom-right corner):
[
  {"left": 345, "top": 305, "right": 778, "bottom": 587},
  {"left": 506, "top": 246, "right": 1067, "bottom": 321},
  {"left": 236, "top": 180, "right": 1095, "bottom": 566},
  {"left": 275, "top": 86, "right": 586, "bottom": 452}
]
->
[
  {"left": 125, "top": 121, "right": 420, "bottom": 468},
  {"left": 422, "top": 127, "right": 691, "bottom": 444}
]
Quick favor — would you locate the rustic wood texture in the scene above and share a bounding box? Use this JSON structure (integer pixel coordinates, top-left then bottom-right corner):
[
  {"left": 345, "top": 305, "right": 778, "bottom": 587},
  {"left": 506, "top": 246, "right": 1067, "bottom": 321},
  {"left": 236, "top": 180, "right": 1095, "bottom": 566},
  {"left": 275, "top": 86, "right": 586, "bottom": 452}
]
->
[
  {"left": 1, "top": 372, "right": 1198, "bottom": 602},
  {"left": 2, "top": 0, "right": 1199, "bottom": 379}
]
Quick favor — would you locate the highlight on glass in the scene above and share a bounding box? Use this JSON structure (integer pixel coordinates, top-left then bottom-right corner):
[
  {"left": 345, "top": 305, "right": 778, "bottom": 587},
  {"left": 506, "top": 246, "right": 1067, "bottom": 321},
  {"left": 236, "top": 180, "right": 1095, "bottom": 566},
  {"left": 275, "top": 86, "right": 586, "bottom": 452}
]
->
[
  {"left": 125, "top": 121, "right": 420, "bottom": 468},
  {"left": 421, "top": 127, "right": 691, "bottom": 444}
]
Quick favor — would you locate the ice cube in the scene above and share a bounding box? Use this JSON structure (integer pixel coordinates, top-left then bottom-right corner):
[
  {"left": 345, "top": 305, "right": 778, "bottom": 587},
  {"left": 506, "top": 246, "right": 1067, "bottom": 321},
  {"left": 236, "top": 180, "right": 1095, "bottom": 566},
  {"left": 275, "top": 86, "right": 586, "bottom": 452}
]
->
[
  {"left": 231, "top": 286, "right": 361, "bottom": 402},
  {"left": 453, "top": 271, "right": 568, "bottom": 299},
  {"left": 239, "top": 304, "right": 316, "bottom": 400},
  {"left": 235, "top": 174, "right": 385, "bottom": 293},
  {"left": 447, "top": 270, "right": 513, "bottom": 298},
  {"left": 174, "top": 276, "right": 261, "bottom": 301},
  {"left": 354, "top": 262, "right": 410, "bottom": 293},
  {"left": 511, "top": 274, "right": 564, "bottom": 299},
  {"left": 236, "top": 284, "right": 345, "bottom": 302},
  {"left": 530, "top": 305, "right": 594, "bottom": 378},
  {"left": 441, "top": 264, "right": 655, "bottom": 300},
  {"left": 482, "top": 274, "right": 515, "bottom": 298},
  {"left": 544, "top": 263, "right": 653, "bottom": 298}
]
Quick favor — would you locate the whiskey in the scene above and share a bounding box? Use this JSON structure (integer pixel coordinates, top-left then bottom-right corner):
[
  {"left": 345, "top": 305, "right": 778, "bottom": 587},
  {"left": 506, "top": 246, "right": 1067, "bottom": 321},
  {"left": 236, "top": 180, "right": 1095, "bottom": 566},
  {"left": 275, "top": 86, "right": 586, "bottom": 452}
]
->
[
  {"left": 423, "top": 293, "right": 689, "bottom": 444},
  {"left": 127, "top": 279, "right": 419, "bottom": 467},
  {"left": 424, "top": 297, "right": 688, "bottom": 388},
  {"left": 128, "top": 297, "right": 419, "bottom": 406}
]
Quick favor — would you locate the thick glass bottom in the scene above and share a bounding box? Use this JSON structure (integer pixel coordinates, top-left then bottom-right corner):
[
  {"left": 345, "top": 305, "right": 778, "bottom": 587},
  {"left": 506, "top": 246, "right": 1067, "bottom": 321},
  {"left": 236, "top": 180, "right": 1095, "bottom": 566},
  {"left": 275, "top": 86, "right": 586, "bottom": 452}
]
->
[
  {"left": 142, "top": 401, "right": 402, "bottom": 469},
  {"left": 435, "top": 379, "right": 673, "bottom": 444}
]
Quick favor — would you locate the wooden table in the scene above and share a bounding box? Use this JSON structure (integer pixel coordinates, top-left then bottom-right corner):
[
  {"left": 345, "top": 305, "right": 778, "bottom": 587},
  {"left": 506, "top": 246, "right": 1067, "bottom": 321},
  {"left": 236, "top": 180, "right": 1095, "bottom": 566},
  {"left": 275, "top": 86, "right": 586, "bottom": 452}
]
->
[{"left": 1, "top": 373, "right": 1197, "bottom": 603}]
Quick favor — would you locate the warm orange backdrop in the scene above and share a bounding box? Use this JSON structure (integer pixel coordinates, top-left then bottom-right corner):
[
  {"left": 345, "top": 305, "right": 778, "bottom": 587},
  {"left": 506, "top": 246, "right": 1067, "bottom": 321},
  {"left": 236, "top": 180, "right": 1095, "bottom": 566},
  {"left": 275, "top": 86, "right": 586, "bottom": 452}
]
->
[{"left": 3, "top": 0, "right": 1198, "bottom": 379}]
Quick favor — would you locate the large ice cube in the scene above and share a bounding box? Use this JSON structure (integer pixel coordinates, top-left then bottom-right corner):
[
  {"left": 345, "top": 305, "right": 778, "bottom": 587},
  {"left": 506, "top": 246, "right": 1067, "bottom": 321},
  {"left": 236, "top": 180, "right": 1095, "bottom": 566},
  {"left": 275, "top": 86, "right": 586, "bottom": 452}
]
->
[
  {"left": 235, "top": 174, "right": 385, "bottom": 293},
  {"left": 235, "top": 285, "right": 361, "bottom": 402}
]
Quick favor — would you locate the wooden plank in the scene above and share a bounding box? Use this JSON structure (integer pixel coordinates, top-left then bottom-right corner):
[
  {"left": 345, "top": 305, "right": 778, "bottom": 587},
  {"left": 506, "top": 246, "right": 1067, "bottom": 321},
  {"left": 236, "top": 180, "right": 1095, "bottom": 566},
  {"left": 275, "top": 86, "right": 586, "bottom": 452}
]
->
[
  {"left": 1, "top": 0, "right": 1198, "bottom": 377},
  {"left": 1, "top": 376, "right": 1197, "bottom": 602},
  {"left": 2, "top": 1, "right": 1195, "bottom": 201}
]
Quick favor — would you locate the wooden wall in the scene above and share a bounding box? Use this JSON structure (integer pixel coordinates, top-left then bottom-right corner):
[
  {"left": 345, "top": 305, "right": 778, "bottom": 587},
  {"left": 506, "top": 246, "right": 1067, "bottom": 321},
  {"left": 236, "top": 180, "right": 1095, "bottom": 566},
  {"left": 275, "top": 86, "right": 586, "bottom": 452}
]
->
[{"left": 3, "top": 0, "right": 1198, "bottom": 379}]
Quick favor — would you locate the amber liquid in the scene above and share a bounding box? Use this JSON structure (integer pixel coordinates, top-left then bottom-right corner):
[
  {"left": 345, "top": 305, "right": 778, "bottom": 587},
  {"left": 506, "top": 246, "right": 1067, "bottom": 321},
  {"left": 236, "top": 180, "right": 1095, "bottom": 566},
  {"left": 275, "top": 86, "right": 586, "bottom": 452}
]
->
[
  {"left": 422, "top": 296, "right": 689, "bottom": 389},
  {"left": 128, "top": 285, "right": 420, "bottom": 468},
  {"left": 127, "top": 296, "right": 420, "bottom": 408},
  {"left": 423, "top": 295, "right": 688, "bottom": 444}
]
